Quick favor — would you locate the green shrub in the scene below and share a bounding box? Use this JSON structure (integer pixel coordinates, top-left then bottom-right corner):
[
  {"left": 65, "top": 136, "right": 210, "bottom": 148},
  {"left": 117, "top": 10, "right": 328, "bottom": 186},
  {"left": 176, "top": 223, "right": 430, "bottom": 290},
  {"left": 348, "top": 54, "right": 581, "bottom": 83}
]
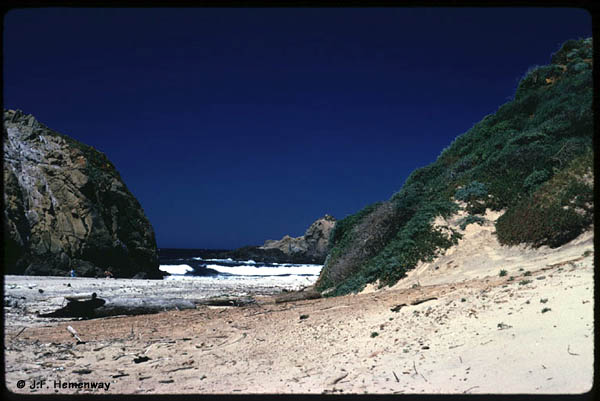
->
[
  {"left": 499, "top": 270, "right": 507, "bottom": 277},
  {"left": 496, "top": 150, "right": 593, "bottom": 248},
  {"left": 523, "top": 170, "right": 550, "bottom": 193},
  {"left": 455, "top": 181, "right": 488, "bottom": 202},
  {"left": 497, "top": 203, "right": 588, "bottom": 248},
  {"left": 457, "top": 215, "right": 485, "bottom": 230},
  {"left": 370, "top": 332, "right": 379, "bottom": 338},
  {"left": 317, "top": 38, "right": 593, "bottom": 297},
  {"left": 519, "top": 280, "right": 532, "bottom": 286},
  {"left": 466, "top": 200, "right": 486, "bottom": 215}
]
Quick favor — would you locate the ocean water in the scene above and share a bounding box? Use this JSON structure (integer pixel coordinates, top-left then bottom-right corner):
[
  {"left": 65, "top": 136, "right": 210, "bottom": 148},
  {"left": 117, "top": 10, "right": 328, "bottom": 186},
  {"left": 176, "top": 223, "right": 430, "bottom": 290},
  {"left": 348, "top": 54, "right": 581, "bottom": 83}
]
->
[{"left": 158, "top": 252, "right": 323, "bottom": 289}]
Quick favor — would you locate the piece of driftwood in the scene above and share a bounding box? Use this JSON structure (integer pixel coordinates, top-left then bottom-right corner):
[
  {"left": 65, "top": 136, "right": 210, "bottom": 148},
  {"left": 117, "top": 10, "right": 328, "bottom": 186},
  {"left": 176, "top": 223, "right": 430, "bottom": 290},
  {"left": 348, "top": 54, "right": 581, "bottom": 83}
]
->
[
  {"left": 38, "top": 293, "right": 258, "bottom": 319},
  {"left": 410, "top": 297, "right": 438, "bottom": 306},
  {"left": 38, "top": 293, "right": 198, "bottom": 319},
  {"left": 330, "top": 372, "right": 349, "bottom": 385},
  {"left": 274, "top": 289, "right": 322, "bottom": 303},
  {"left": 391, "top": 303, "right": 407, "bottom": 312},
  {"left": 67, "top": 325, "right": 85, "bottom": 344},
  {"left": 195, "top": 296, "right": 256, "bottom": 307}
]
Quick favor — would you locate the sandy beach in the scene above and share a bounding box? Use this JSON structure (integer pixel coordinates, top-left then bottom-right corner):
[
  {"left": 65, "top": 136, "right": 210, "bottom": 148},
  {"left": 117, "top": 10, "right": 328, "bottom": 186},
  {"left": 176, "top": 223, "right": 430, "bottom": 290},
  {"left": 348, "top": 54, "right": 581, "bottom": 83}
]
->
[{"left": 4, "top": 227, "right": 594, "bottom": 394}]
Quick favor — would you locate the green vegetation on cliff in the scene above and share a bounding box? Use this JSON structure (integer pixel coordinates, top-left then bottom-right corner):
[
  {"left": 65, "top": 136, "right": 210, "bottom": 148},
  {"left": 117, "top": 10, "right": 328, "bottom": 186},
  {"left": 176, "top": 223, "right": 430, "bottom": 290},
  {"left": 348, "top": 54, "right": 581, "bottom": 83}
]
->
[{"left": 317, "top": 38, "right": 593, "bottom": 296}]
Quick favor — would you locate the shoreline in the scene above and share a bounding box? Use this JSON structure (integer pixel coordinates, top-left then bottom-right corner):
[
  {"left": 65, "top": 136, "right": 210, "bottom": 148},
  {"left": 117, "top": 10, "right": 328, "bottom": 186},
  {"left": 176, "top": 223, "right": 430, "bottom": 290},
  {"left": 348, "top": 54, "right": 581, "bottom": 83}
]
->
[
  {"left": 4, "top": 247, "right": 594, "bottom": 394},
  {"left": 3, "top": 274, "right": 316, "bottom": 329}
]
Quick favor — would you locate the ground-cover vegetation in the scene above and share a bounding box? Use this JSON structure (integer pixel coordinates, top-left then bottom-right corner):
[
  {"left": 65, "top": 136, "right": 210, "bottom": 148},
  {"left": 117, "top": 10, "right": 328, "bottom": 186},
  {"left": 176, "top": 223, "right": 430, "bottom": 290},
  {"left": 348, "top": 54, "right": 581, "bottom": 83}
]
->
[{"left": 316, "top": 38, "right": 593, "bottom": 296}]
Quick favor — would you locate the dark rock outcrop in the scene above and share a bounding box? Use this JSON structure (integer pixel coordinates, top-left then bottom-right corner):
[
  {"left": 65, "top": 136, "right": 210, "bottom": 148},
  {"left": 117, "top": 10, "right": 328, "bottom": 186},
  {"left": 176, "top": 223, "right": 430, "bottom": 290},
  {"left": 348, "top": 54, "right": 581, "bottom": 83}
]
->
[
  {"left": 3, "top": 109, "right": 162, "bottom": 278},
  {"left": 259, "top": 215, "right": 336, "bottom": 264},
  {"left": 173, "top": 215, "right": 337, "bottom": 265}
]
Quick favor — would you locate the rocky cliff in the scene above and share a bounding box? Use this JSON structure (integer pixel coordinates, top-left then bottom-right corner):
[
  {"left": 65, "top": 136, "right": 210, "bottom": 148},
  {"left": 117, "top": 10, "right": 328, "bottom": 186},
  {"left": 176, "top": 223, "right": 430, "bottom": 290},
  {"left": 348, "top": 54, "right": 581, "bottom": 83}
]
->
[
  {"left": 3, "top": 109, "right": 162, "bottom": 278},
  {"left": 260, "top": 215, "right": 336, "bottom": 263}
]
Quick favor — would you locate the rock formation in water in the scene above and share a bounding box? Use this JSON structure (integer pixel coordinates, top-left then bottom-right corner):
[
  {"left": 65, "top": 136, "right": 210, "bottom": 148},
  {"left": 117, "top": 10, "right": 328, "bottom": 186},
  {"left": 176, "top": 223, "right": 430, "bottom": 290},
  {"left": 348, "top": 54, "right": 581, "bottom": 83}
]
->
[
  {"left": 259, "top": 214, "right": 336, "bottom": 263},
  {"left": 3, "top": 109, "right": 162, "bottom": 278}
]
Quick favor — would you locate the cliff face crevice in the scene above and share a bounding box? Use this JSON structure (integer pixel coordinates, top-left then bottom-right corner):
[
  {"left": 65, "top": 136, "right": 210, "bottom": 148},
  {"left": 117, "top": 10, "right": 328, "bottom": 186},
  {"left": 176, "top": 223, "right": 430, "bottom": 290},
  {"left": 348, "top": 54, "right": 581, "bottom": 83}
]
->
[{"left": 3, "top": 109, "right": 162, "bottom": 278}]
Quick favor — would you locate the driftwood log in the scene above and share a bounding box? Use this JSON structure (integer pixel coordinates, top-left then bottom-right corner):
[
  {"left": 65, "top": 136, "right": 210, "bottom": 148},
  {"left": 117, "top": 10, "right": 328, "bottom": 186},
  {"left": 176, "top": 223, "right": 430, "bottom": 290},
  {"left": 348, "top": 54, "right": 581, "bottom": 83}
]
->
[
  {"left": 274, "top": 288, "right": 322, "bottom": 303},
  {"left": 195, "top": 296, "right": 256, "bottom": 307},
  {"left": 37, "top": 293, "right": 256, "bottom": 319}
]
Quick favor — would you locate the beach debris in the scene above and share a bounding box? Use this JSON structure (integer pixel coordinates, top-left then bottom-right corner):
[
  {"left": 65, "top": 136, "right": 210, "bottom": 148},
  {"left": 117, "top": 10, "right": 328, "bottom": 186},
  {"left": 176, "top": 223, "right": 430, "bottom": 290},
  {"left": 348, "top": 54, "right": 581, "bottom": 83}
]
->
[
  {"left": 411, "top": 297, "right": 438, "bottom": 306},
  {"left": 166, "top": 366, "right": 194, "bottom": 373},
  {"left": 413, "top": 360, "right": 428, "bottom": 382},
  {"left": 112, "top": 373, "right": 129, "bottom": 378},
  {"left": 66, "top": 325, "right": 85, "bottom": 344},
  {"left": 299, "top": 314, "right": 309, "bottom": 320},
  {"left": 330, "top": 371, "right": 349, "bottom": 385},
  {"left": 567, "top": 345, "right": 579, "bottom": 356},
  {"left": 133, "top": 356, "right": 151, "bottom": 364},
  {"left": 73, "top": 369, "right": 92, "bottom": 375},
  {"left": 38, "top": 293, "right": 199, "bottom": 319},
  {"left": 497, "top": 322, "right": 512, "bottom": 330},
  {"left": 391, "top": 304, "right": 407, "bottom": 312},
  {"left": 392, "top": 371, "right": 400, "bottom": 382},
  {"left": 541, "top": 307, "right": 552, "bottom": 313},
  {"left": 275, "top": 289, "right": 321, "bottom": 303},
  {"left": 463, "top": 385, "right": 480, "bottom": 393},
  {"left": 11, "top": 327, "right": 26, "bottom": 340},
  {"left": 38, "top": 288, "right": 44, "bottom": 293},
  {"left": 196, "top": 296, "right": 256, "bottom": 307}
]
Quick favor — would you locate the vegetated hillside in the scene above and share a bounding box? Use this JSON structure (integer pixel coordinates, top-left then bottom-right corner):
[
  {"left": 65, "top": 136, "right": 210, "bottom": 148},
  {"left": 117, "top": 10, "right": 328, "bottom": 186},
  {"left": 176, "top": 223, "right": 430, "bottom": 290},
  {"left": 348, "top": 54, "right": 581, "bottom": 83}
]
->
[{"left": 316, "top": 38, "right": 594, "bottom": 296}]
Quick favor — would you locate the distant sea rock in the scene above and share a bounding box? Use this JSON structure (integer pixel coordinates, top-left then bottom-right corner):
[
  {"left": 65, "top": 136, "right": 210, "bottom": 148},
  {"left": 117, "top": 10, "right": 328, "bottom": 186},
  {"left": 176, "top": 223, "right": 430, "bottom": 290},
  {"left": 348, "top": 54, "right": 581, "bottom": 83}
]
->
[
  {"left": 3, "top": 109, "right": 162, "bottom": 278},
  {"left": 259, "top": 215, "right": 336, "bottom": 263}
]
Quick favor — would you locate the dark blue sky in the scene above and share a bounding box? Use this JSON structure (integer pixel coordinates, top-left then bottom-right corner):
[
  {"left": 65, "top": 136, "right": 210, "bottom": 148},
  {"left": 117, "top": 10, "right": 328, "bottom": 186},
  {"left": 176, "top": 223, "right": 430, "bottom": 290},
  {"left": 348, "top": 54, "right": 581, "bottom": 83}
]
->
[{"left": 3, "top": 7, "right": 592, "bottom": 249}]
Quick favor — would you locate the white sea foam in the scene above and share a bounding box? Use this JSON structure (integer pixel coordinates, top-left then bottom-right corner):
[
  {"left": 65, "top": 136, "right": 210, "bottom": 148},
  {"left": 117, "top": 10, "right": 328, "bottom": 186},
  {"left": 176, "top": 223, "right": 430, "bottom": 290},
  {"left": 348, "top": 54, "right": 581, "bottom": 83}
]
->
[
  {"left": 193, "top": 257, "right": 234, "bottom": 262},
  {"left": 159, "top": 264, "right": 194, "bottom": 275},
  {"left": 204, "top": 263, "right": 322, "bottom": 276},
  {"left": 163, "top": 273, "right": 318, "bottom": 289}
]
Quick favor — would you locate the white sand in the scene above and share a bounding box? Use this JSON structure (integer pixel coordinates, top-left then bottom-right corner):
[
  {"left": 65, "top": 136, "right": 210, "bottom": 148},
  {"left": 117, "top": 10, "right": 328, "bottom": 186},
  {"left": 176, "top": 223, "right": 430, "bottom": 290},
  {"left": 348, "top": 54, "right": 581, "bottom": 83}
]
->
[{"left": 3, "top": 218, "right": 594, "bottom": 394}]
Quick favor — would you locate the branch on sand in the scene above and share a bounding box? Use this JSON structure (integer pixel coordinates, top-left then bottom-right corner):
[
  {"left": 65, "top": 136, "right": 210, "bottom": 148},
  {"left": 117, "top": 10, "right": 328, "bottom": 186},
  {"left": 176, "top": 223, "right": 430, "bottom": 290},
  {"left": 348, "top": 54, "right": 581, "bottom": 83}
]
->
[
  {"left": 37, "top": 293, "right": 256, "bottom": 319},
  {"left": 330, "top": 371, "right": 349, "bottom": 385},
  {"left": 274, "top": 287, "right": 322, "bottom": 303},
  {"left": 413, "top": 361, "right": 428, "bottom": 382},
  {"left": 67, "top": 325, "right": 85, "bottom": 344}
]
